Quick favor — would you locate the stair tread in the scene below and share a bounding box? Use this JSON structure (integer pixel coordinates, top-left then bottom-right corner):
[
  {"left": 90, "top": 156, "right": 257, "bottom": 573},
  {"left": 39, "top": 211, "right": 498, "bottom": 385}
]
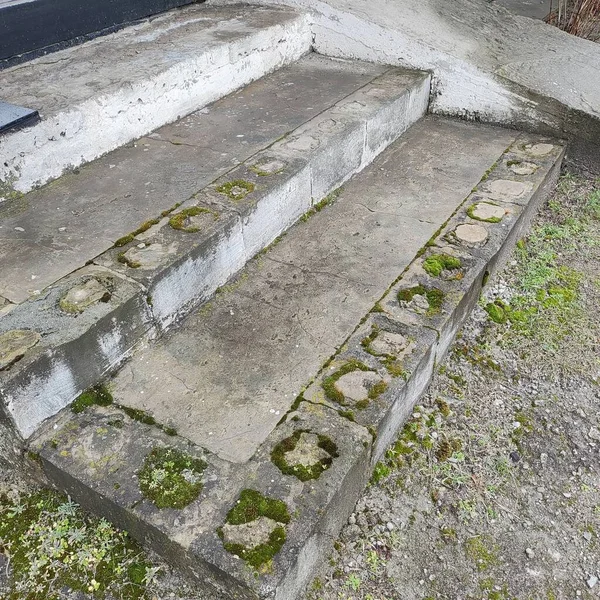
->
[
  {"left": 110, "top": 116, "right": 518, "bottom": 463},
  {"left": 0, "top": 54, "right": 386, "bottom": 304}
]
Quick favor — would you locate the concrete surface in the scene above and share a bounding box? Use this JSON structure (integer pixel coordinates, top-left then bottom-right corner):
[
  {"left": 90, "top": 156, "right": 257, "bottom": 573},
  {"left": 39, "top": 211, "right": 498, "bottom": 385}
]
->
[
  {"left": 0, "top": 55, "right": 386, "bottom": 304},
  {"left": 494, "top": 0, "right": 550, "bottom": 20},
  {"left": 0, "top": 4, "right": 311, "bottom": 194},
  {"left": 110, "top": 117, "right": 517, "bottom": 463},
  {"left": 210, "top": 0, "right": 600, "bottom": 142},
  {"left": 31, "top": 125, "right": 565, "bottom": 600}
]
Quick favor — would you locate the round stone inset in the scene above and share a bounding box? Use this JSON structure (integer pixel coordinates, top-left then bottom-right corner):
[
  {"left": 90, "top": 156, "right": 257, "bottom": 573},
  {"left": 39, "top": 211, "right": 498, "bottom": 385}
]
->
[
  {"left": 251, "top": 158, "right": 286, "bottom": 177},
  {"left": 370, "top": 331, "right": 409, "bottom": 356},
  {"left": 454, "top": 223, "right": 488, "bottom": 247},
  {"left": 59, "top": 278, "right": 111, "bottom": 314},
  {"left": 119, "top": 243, "right": 167, "bottom": 269},
  {"left": 487, "top": 179, "right": 528, "bottom": 200},
  {"left": 0, "top": 329, "right": 41, "bottom": 370},
  {"left": 221, "top": 516, "right": 279, "bottom": 549},
  {"left": 469, "top": 202, "right": 506, "bottom": 223},
  {"left": 335, "top": 370, "right": 382, "bottom": 403},
  {"left": 509, "top": 161, "right": 538, "bottom": 176},
  {"left": 524, "top": 143, "right": 554, "bottom": 157},
  {"left": 283, "top": 432, "right": 331, "bottom": 468}
]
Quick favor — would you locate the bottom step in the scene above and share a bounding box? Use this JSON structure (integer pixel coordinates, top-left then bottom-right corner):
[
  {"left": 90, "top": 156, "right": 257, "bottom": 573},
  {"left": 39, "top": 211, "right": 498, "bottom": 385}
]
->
[{"left": 31, "top": 118, "right": 564, "bottom": 599}]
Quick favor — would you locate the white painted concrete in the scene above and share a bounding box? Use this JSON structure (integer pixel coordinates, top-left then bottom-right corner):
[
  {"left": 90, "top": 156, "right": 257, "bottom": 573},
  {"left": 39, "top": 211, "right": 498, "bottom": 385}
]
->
[{"left": 0, "top": 5, "right": 312, "bottom": 195}]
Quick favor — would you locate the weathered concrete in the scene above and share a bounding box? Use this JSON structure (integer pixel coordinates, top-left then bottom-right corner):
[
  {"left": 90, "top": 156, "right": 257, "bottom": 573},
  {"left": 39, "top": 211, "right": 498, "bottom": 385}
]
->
[
  {"left": 31, "top": 124, "right": 565, "bottom": 600},
  {"left": 0, "top": 4, "right": 312, "bottom": 195},
  {"left": 0, "top": 54, "right": 386, "bottom": 304},
  {"left": 211, "top": 0, "right": 600, "bottom": 143},
  {"left": 109, "top": 117, "right": 517, "bottom": 463}
]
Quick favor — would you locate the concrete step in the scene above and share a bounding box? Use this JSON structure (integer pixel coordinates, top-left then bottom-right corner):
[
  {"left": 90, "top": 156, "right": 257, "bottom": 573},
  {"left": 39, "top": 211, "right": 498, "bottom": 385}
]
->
[
  {"left": 31, "top": 117, "right": 565, "bottom": 599},
  {"left": 0, "top": 3, "right": 311, "bottom": 196},
  {"left": 0, "top": 56, "right": 430, "bottom": 440}
]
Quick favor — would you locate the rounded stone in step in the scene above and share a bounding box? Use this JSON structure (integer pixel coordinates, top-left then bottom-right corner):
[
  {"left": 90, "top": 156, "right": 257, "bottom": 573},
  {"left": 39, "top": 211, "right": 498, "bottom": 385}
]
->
[
  {"left": 283, "top": 432, "right": 331, "bottom": 468},
  {"left": 0, "top": 329, "right": 41, "bottom": 370},
  {"left": 487, "top": 179, "right": 528, "bottom": 200},
  {"left": 523, "top": 142, "right": 554, "bottom": 157},
  {"left": 59, "top": 278, "right": 111, "bottom": 314},
  {"left": 510, "top": 161, "right": 538, "bottom": 176},
  {"left": 469, "top": 202, "right": 506, "bottom": 222},
  {"left": 454, "top": 223, "right": 488, "bottom": 247},
  {"left": 281, "top": 134, "right": 320, "bottom": 152},
  {"left": 335, "top": 370, "right": 382, "bottom": 403},
  {"left": 369, "top": 331, "right": 409, "bottom": 356},
  {"left": 251, "top": 158, "right": 286, "bottom": 176},
  {"left": 221, "top": 516, "right": 280, "bottom": 549},
  {"left": 119, "top": 243, "right": 168, "bottom": 269}
]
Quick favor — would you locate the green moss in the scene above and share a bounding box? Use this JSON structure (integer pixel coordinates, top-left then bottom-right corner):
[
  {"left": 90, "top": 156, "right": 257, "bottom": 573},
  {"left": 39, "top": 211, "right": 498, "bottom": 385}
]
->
[
  {"left": 485, "top": 300, "right": 508, "bottom": 324},
  {"left": 117, "top": 251, "right": 141, "bottom": 269},
  {"left": 138, "top": 446, "right": 206, "bottom": 509},
  {"left": 0, "top": 490, "right": 153, "bottom": 599},
  {"left": 467, "top": 202, "right": 503, "bottom": 223},
  {"left": 368, "top": 380, "right": 388, "bottom": 399},
  {"left": 219, "top": 489, "right": 290, "bottom": 569},
  {"left": 301, "top": 188, "right": 342, "bottom": 222},
  {"left": 114, "top": 219, "right": 159, "bottom": 247},
  {"left": 370, "top": 461, "right": 391, "bottom": 484},
  {"left": 271, "top": 429, "right": 339, "bottom": 481},
  {"left": 121, "top": 406, "right": 156, "bottom": 426},
  {"left": 321, "top": 360, "right": 372, "bottom": 405},
  {"left": 397, "top": 285, "right": 444, "bottom": 316},
  {"left": 465, "top": 536, "right": 499, "bottom": 571},
  {"left": 249, "top": 162, "right": 285, "bottom": 177},
  {"left": 338, "top": 409, "right": 355, "bottom": 422},
  {"left": 423, "top": 253, "right": 462, "bottom": 277},
  {"left": 168, "top": 206, "right": 215, "bottom": 232},
  {"left": 216, "top": 179, "right": 255, "bottom": 201},
  {"left": 71, "top": 385, "right": 113, "bottom": 413},
  {"left": 506, "top": 159, "right": 521, "bottom": 167}
]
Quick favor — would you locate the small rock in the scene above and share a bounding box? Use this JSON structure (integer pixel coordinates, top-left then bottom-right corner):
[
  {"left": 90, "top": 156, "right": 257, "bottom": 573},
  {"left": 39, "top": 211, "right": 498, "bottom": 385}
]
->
[
  {"left": 14, "top": 226, "right": 24, "bottom": 232},
  {"left": 587, "top": 575, "right": 598, "bottom": 589},
  {"left": 588, "top": 427, "right": 600, "bottom": 442},
  {"left": 348, "top": 514, "right": 356, "bottom": 525},
  {"left": 525, "top": 548, "right": 535, "bottom": 559},
  {"left": 386, "top": 521, "right": 395, "bottom": 531},
  {"left": 341, "top": 524, "right": 361, "bottom": 543},
  {"left": 510, "top": 451, "right": 521, "bottom": 463},
  {"left": 583, "top": 531, "right": 592, "bottom": 542}
]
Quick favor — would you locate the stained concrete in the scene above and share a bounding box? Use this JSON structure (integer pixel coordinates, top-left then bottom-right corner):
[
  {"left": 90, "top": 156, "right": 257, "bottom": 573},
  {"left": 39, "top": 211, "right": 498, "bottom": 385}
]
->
[
  {"left": 0, "top": 55, "right": 386, "bottom": 304},
  {"left": 110, "top": 117, "right": 517, "bottom": 463}
]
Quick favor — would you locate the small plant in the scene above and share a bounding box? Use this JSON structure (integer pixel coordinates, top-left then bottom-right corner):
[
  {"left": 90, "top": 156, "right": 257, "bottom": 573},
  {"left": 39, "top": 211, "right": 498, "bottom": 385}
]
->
[
  {"left": 138, "top": 447, "right": 206, "bottom": 509},
  {"left": 397, "top": 285, "right": 445, "bottom": 316},
  {"left": 423, "top": 253, "right": 462, "bottom": 277},
  {"left": 72, "top": 385, "right": 113, "bottom": 413}
]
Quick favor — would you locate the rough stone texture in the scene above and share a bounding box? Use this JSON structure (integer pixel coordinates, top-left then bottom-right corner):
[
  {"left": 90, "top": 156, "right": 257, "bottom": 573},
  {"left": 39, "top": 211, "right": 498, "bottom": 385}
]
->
[
  {"left": 109, "top": 117, "right": 516, "bottom": 463},
  {"left": 368, "top": 331, "right": 409, "bottom": 357},
  {"left": 221, "top": 517, "right": 279, "bottom": 548},
  {"left": 213, "top": 0, "right": 600, "bottom": 143},
  {"left": 283, "top": 433, "right": 331, "bottom": 467},
  {"left": 454, "top": 223, "right": 489, "bottom": 246},
  {"left": 0, "top": 4, "right": 312, "bottom": 194},
  {"left": 469, "top": 202, "right": 506, "bottom": 222},
  {"left": 0, "top": 329, "right": 41, "bottom": 370},
  {"left": 59, "top": 279, "right": 111, "bottom": 314},
  {"left": 334, "top": 371, "right": 382, "bottom": 403},
  {"left": 0, "top": 54, "right": 387, "bottom": 304},
  {"left": 0, "top": 266, "right": 153, "bottom": 438}
]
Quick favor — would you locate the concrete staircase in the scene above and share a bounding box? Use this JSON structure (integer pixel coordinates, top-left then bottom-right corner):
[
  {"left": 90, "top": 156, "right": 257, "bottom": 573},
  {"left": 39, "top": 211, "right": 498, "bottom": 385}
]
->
[{"left": 0, "top": 3, "right": 565, "bottom": 598}]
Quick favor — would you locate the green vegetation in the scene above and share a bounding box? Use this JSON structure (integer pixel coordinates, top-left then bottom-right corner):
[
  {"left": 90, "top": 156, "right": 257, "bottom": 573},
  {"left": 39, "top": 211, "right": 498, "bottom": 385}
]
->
[
  {"left": 423, "top": 253, "right": 462, "bottom": 277},
  {"left": 114, "top": 219, "right": 159, "bottom": 248},
  {"left": 0, "top": 490, "right": 157, "bottom": 599},
  {"left": 216, "top": 180, "right": 255, "bottom": 201},
  {"left": 301, "top": 188, "right": 342, "bottom": 222},
  {"left": 138, "top": 447, "right": 206, "bottom": 509},
  {"left": 271, "top": 430, "right": 339, "bottom": 481},
  {"left": 72, "top": 385, "right": 114, "bottom": 413},
  {"left": 322, "top": 359, "right": 386, "bottom": 406},
  {"left": 465, "top": 536, "right": 499, "bottom": 571},
  {"left": 168, "top": 207, "right": 216, "bottom": 232},
  {"left": 397, "top": 285, "right": 445, "bottom": 316},
  {"left": 467, "top": 202, "right": 503, "bottom": 223},
  {"left": 361, "top": 325, "right": 408, "bottom": 378},
  {"left": 219, "top": 489, "right": 290, "bottom": 569}
]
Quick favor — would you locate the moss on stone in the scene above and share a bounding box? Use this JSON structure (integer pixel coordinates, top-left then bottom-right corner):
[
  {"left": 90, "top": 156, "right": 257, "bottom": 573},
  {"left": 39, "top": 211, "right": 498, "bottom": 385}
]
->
[
  {"left": 117, "top": 251, "right": 141, "bottom": 269},
  {"left": 216, "top": 180, "right": 255, "bottom": 201},
  {"left": 138, "top": 446, "right": 206, "bottom": 509},
  {"left": 301, "top": 188, "right": 342, "bottom": 222},
  {"left": 321, "top": 360, "right": 372, "bottom": 405},
  {"left": 249, "top": 162, "right": 285, "bottom": 177},
  {"left": 219, "top": 489, "right": 290, "bottom": 569},
  {"left": 72, "top": 385, "right": 114, "bottom": 413},
  {"left": 114, "top": 219, "right": 159, "bottom": 247},
  {"left": 467, "top": 202, "right": 503, "bottom": 224},
  {"left": 271, "top": 429, "right": 339, "bottom": 481},
  {"left": 484, "top": 300, "right": 508, "bottom": 324},
  {"left": 168, "top": 207, "right": 215, "bottom": 232},
  {"left": 423, "top": 254, "right": 462, "bottom": 277},
  {"left": 361, "top": 325, "right": 408, "bottom": 378},
  {"left": 338, "top": 409, "right": 356, "bottom": 422},
  {"left": 367, "top": 380, "right": 388, "bottom": 400},
  {"left": 397, "top": 285, "right": 444, "bottom": 316}
]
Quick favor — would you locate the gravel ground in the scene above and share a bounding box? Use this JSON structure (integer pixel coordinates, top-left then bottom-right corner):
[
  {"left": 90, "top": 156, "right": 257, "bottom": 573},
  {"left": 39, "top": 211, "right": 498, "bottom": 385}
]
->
[{"left": 1, "top": 170, "right": 599, "bottom": 600}]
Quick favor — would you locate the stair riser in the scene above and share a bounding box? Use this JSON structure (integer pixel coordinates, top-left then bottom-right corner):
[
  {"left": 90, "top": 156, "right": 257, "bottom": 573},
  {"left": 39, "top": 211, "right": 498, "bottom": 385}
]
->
[{"left": 0, "top": 14, "right": 312, "bottom": 196}]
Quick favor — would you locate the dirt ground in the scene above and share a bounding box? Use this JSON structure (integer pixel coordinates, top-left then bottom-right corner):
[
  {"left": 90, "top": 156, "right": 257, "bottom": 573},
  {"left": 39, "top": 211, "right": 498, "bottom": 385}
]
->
[{"left": 1, "top": 171, "right": 599, "bottom": 600}]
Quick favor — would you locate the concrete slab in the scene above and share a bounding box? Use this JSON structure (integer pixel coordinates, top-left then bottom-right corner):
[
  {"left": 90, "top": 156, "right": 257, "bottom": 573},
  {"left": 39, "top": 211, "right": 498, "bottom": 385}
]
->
[
  {"left": 0, "top": 4, "right": 312, "bottom": 194},
  {"left": 109, "top": 117, "right": 517, "bottom": 463},
  {"left": 0, "top": 55, "right": 386, "bottom": 304}
]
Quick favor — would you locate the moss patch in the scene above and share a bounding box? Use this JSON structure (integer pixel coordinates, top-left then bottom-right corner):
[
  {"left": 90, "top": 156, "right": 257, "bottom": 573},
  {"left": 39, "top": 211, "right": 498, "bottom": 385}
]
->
[
  {"left": 117, "top": 251, "right": 141, "bottom": 269},
  {"left": 219, "top": 489, "right": 290, "bottom": 569},
  {"left": 322, "top": 360, "right": 373, "bottom": 405},
  {"left": 71, "top": 385, "right": 113, "bottom": 413},
  {"left": 423, "top": 253, "right": 462, "bottom": 277},
  {"left": 216, "top": 180, "right": 255, "bottom": 201},
  {"left": 467, "top": 202, "right": 503, "bottom": 223},
  {"left": 168, "top": 207, "right": 216, "bottom": 232},
  {"left": 361, "top": 325, "right": 408, "bottom": 378},
  {"left": 0, "top": 490, "right": 154, "bottom": 599},
  {"left": 114, "top": 219, "right": 159, "bottom": 247},
  {"left": 138, "top": 446, "right": 206, "bottom": 509},
  {"left": 397, "top": 285, "right": 445, "bottom": 316},
  {"left": 271, "top": 430, "right": 339, "bottom": 481},
  {"left": 301, "top": 188, "right": 342, "bottom": 222}
]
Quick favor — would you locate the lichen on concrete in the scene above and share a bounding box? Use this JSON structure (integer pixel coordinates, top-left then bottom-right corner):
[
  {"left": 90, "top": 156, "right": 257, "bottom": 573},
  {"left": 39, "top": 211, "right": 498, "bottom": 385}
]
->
[
  {"left": 138, "top": 446, "right": 206, "bottom": 509},
  {"left": 271, "top": 429, "right": 339, "bottom": 481},
  {"left": 168, "top": 206, "right": 217, "bottom": 232},
  {"left": 218, "top": 489, "right": 290, "bottom": 569}
]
